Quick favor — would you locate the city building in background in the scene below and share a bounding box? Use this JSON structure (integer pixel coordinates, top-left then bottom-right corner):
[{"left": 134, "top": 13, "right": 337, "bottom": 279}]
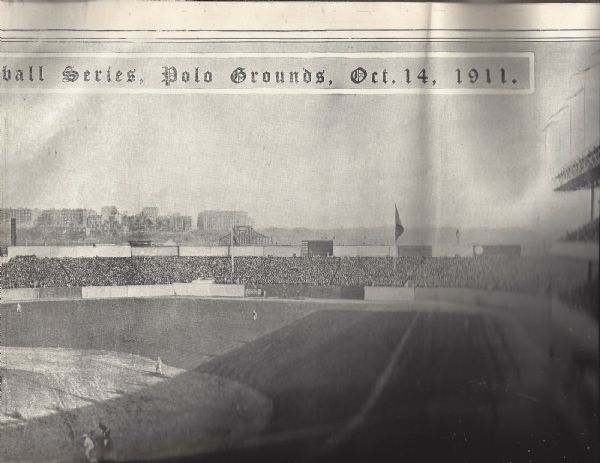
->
[
  {"left": 169, "top": 214, "right": 192, "bottom": 232},
  {"left": 0, "top": 208, "right": 33, "bottom": 228},
  {"left": 101, "top": 206, "right": 120, "bottom": 224},
  {"left": 2, "top": 204, "right": 249, "bottom": 245},
  {"left": 86, "top": 213, "right": 102, "bottom": 230},
  {"left": 35, "top": 208, "right": 87, "bottom": 229},
  {"left": 142, "top": 207, "right": 159, "bottom": 223}
]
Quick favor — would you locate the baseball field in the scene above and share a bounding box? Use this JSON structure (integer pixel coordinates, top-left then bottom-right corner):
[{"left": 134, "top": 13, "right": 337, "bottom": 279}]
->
[{"left": 1, "top": 296, "right": 597, "bottom": 462}]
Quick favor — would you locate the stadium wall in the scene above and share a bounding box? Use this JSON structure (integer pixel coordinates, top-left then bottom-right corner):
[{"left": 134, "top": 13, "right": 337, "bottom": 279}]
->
[
  {"left": 4, "top": 282, "right": 244, "bottom": 300},
  {"left": 172, "top": 282, "right": 244, "bottom": 297},
  {"left": 2, "top": 288, "right": 39, "bottom": 301},
  {"left": 82, "top": 286, "right": 129, "bottom": 299},
  {"left": 38, "top": 287, "right": 82, "bottom": 299},
  {"left": 397, "top": 245, "right": 433, "bottom": 257},
  {"left": 263, "top": 246, "right": 302, "bottom": 257},
  {"left": 231, "top": 246, "right": 264, "bottom": 257},
  {"left": 364, "top": 286, "right": 415, "bottom": 301},
  {"left": 474, "top": 245, "right": 522, "bottom": 256},
  {"left": 210, "top": 284, "right": 245, "bottom": 297},
  {"left": 75, "top": 246, "right": 131, "bottom": 258},
  {"left": 126, "top": 284, "right": 175, "bottom": 297},
  {"left": 7, "top": 245, "right": 132, "bottom": 258},
  {"left": 6, "top": 244, "right": 530, "bottom": 259},
  {"left": 8, "top": 246, "right": 79, "bottom": 258},
  {"left": 131, "top": 247, "right": 179, "bottom": 257},
  {"left": 550, "top": 241, "right": 599, "bottom": 261},
  {"left": 246, "top": 284, "right": 364, "bottom": 299},
  {"left": 339, "top": 286, "right": 366, "bottom": 299},
  {"left": 172, "top": 281, "right": 211, "bottom": 297},
  {"left": 333, "top": 245, "right": 394, "bottom": 257},
  {"left": 179, "top": 246, "right": 229, "bottom": 257},
  {"left": 4, "top": 283, "right": 596, "bottom": 349},
  {"left": 432, "top": 245, "right": 474, "bottom": 257}
]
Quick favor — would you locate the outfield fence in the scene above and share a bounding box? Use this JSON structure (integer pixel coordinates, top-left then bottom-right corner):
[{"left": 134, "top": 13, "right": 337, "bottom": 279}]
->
[
  {"left": 3, "top": 282, "right": 595, "bottom": 351},
  {"left": 5, "top": 243, "right": 533, "bottom": 259},
  {"left": 245, "top": 284, "right": 364, "bottom": 300}
]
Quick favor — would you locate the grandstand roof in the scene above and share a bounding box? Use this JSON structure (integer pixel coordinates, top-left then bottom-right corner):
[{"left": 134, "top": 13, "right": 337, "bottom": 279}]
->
[{"left": 553, "top": 142, "right": 600, "bottom": 191}]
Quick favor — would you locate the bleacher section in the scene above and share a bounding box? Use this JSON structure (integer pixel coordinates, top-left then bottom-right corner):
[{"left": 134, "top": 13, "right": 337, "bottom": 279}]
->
[
  {"left": 6, "top": 244, "right": 522, "bottom": 259},
  {"left": 1, "top": 255, "right": 595, "bottom": 296},
  {"left": 563, "top": 218, "right": 600, "bottom": 242},
  {"left": 2, "top": 255, "right": 596, "bottom": 321}
]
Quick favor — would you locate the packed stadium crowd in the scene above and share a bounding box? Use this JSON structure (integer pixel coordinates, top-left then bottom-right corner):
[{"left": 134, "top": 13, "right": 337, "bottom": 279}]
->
[
  {"left": 553, "top": 143, "right": 600, "bottom": 186},
  {"left": 332, "top": 257, "right": 423, "bottom": 286},
  {"left": 1, "top": 255, "right": 595, "bottom": 297},
  {"left": 232, "top": 256, "right": 339, "bottom": 286},
  {"left": 564, "top": 218, "right": 600, "bottom": 242}
]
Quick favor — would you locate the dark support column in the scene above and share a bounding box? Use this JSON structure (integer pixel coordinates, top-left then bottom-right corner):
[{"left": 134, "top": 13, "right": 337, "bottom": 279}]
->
[
  {"left": 10, "top": 217, "right": 16, "bottom": 246},
  {"left": 589, "top": 182, "right": 597, "bottom": 284},
  {"left": 591, "top": 181, "right": 596, "bottom": 222}
]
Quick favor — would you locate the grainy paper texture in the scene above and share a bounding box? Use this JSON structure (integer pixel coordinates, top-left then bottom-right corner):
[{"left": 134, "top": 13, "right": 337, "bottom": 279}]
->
[{"left": 0, "top": 3, "right": 598, "bottom": 463}]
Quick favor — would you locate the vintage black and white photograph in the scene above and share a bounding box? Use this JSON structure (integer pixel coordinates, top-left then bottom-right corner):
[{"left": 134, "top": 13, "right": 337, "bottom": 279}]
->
[{"left": 0, "top": 2, "right": 598, "bottom": 462}]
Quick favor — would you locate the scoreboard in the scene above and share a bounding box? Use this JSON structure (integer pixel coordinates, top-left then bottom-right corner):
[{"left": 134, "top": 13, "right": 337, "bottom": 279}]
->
[{"left": 301, "top": 240, "right": 333, "bottom": 257}]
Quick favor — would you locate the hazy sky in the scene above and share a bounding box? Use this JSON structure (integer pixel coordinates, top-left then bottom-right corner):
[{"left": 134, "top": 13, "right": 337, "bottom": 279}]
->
[{"left": 1, "top": 41, "right": 598, "bottom": 231}]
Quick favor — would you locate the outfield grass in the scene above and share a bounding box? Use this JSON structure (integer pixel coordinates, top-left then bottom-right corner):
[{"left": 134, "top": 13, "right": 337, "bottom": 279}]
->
[{"left": 1, "top": 297, "right": 597, "bottom": 463}]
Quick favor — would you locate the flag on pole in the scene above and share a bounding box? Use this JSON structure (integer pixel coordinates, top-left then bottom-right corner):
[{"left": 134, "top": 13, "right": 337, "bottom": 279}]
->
[{"left": 395, "top": 204, "right": 404, "bottom": 242}]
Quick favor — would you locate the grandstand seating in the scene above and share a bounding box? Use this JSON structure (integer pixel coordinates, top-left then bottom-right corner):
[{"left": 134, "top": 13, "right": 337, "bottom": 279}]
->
[
  {"left": 553, "top": 142, "right": 600, "bottom": 190},
  {"left": 563, "top": 218, "right": 600, "bottom": 242},
  {"left": 1, "top": 255, "right": 596, "bottom": 298}
]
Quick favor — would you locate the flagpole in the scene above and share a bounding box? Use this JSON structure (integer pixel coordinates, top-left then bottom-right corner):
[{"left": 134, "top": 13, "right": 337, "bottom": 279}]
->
[
  {"left": 393, "top": 203, "right": 397, "bottom": 272},
  {"left": 230, "top": 226, "right": 234, "bottom": 281}
]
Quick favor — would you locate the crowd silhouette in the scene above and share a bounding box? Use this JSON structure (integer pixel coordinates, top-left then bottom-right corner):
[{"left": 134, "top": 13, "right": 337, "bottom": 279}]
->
[{"left": 1, "top": 255, "right": 595, "bottom": 297}]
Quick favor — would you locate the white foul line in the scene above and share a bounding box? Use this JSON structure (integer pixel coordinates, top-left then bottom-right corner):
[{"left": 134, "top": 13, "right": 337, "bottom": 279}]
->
[{"left": 326, "top": 311, "right": 421, "bottom": 449}]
